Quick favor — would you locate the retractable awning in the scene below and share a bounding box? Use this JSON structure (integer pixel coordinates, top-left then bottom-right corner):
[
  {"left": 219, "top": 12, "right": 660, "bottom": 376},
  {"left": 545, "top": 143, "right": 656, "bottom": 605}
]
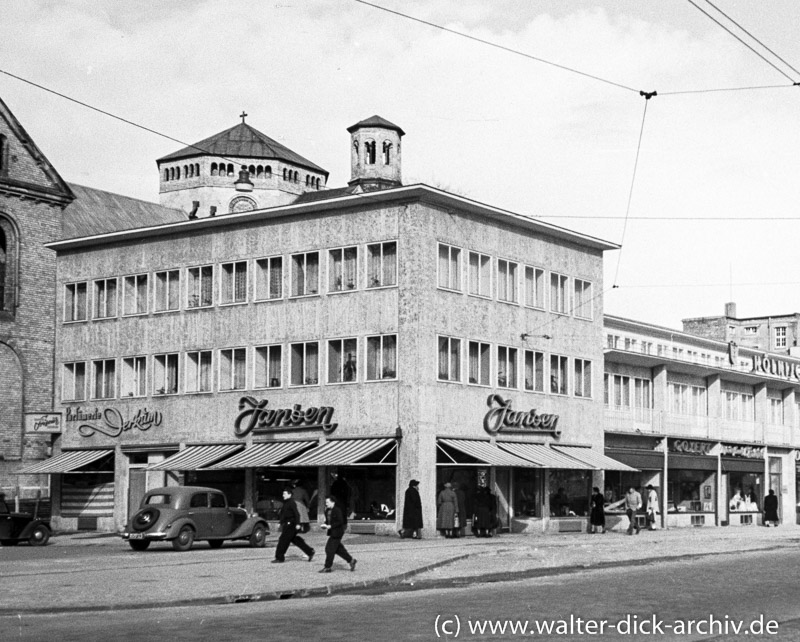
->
[
  {"left": 206, "top": 441, "right": 311, "bottom": 469},
  {"left": 282, "top": 438, "right": 397, "bottom": 466},
  {"left": 553, "top": 446, "right": 638, "bottom": 472},
  {"left": 17, "top": 449, "right": 114, "bottom": 474},
  {"left": 498, "top": 442, "right": 595, "bottom": 469},
  {"left": 146, "top": 444, "right": 243, "bottom": 471},
  {"left": 438, "top": 439, "right": 540, "bottom": 467}
]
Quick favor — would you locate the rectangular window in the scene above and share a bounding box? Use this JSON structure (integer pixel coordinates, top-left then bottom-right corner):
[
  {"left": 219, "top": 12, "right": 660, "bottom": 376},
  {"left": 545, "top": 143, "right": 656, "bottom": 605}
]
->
[
  {"left": 187, "top": 265, "right": 214, "bottom": 308},
  {"left": 366, "top": 334, "right": 397, "bottom": 380},
  {"left": 185, "top": 350, "right": 213, "bottom": 393},
  {"left": 634, "top": 378, "right": 652, "bottom": 410},
  {"left": 774, "top": 327, "right": 787, "bottom": 349},
  {"left": 92, "top": 359, "right": 116, "bottom": 399},
  {"left": 255, "top": 256, "right": 283, "bottom": 301},
  {"left": 154, "top": 270, "right": 180, "bottom": 312},
  {"left": 329, "top": 247, "right": 358, "bottom": 292},
  {"left": 670, "top": 383, "right": 706, "bottom": 416},
  {"left": 524, "top": 350, "right": 545, "bottom": 392},
  {"left": 497, "top": 345, "right": 518, "bottom": 388},
  {"left": 290, "top": 341, "right": 319, "bottom": 386},
  {"left": 437, "top": 336, "right": 461, "bottom": 382},
  {"left": 524, "top": 266, "right": 546, "bottom": 309},
  {"left": 254, "top": 344, "right": 283, "bottom": 388},
  {"left": 574, "top": 359, "right": 592, "bottom": 398},
  {"left": 438, "top": 243, "right": 462, "bottom": 291},
  {"left": 121, "top": 356, "right": 147, "bottom": 397},
  {"left": 328, "top": 338, "right": 358, "bottom": 383},
  {"left": 367, "top": 241, "right": 397, "bottom": 288},
  {"left": 573, "top": 279, "right": 593, "bottom": 319},
  {"left": 153, "top": 353, "right": 179, "bottom": 395},
  {"left": 62, "top": 362, "right": 86, "bottom": 401},
  {"left": 291, "top": 252, "right": 320, "bottom": 297},
  {"left": 550, "top": 272, "right": 568, "bottom": 314},
  {"left": 769, "top": 395, "right": 784, "bottom": 425},
  {"left": 220, "top": 261, "right": 248, "bottom": 304},
  {"left": 468, "top": 252, "right": 491, "bottom": 297},
  {"left": 497, "top": 259, "right": 518, "bottom": 303},
  {"left": 550, "top": 354, "right": 568, "bottom": 395},
  {"left": 123, "top": 274, "right": 148, "bottom": 315},
  {"left": 744, "top": 326, "right": 758, "bottom": 335},
  {"left": 220, "top": 348, "right": 247, "bottom": 390},
  {"left": 93, "top": 278, "right": 117, "bottom": 319},
  {"left": 64, "top": 282, "right": 88, "bottom": 322},
  {"left": 468, "top": 341, "right": 491, "bottom": 386}
]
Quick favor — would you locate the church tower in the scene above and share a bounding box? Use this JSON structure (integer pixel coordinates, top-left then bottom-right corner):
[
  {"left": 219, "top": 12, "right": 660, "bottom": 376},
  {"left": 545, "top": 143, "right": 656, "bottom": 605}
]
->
[{"left": 347, "top": 115, "right": 404, "bottom": 192}]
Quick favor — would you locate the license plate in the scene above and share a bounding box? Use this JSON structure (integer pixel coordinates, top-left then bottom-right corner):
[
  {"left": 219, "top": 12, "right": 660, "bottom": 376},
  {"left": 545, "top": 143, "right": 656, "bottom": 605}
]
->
[{"left": 128, "top": 533, "right": 145, "bottom": 539}]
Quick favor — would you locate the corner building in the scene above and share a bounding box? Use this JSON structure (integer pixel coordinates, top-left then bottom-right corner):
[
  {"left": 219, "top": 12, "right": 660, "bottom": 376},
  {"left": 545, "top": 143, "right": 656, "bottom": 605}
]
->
[{"left": 44, "top": 116, "right": 627, "bottom": 535}]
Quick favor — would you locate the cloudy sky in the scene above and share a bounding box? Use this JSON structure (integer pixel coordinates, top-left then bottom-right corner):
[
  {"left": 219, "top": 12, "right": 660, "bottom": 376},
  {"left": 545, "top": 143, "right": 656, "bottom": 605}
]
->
[{"left": 2, "top": 0, "right": 799, "bottom": 329}]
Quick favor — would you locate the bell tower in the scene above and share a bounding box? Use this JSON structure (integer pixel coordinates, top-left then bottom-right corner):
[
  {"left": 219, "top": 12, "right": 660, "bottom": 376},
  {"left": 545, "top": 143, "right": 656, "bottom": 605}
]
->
[{"left": 347, "top": 115, "right": 404, "bottom": 192}]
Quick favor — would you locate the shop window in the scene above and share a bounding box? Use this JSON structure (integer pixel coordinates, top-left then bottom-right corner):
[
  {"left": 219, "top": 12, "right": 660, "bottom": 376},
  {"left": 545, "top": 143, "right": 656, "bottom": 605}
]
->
[
  {"left": 550, "top": 354, "right": 568, "bottom": 395},
  {"left": 524, "top": 265, "right": 545, "bottom": 309},
  {"left": 154, "top": 269, "right": 180, "bottom": 312},
  {"left": 468, "top": 340, "right": 491, "bottom": 386},
  {"left": 573, "top": 278, "right": 593, "bottom": 319},
  {"left": 670, "top": 382, "right": 706, "bottom": 416},
  {"left": 329, "top": 246, "right": 358, "bottom": 292},
  {"left": 366, "top": 334, "right": 397, "bottom": 381},
  {"left": 62, "top": 362, "right": 86, "bottom": 401},
  {"left": 187, "top": 265, "right": 214, "bottom": 308},
  {"left": 290, "top": 341, "right": 319, "bottom": 386},
  {"left": 220, "top": 261, "right": 248, "bottom": 304},
  {"left": 64, "top": 282, "right": 88, "bottom": 322},
  {"left": 437, "top": 243, "right": 462, "bottom": 291},
  {"left": 668, "top": 470, "right": 714, "bottom": 512},
  {"left": 548, "top": 470, "right": 591, "bottom": 517},
  {"left": 550, "top": 272, "right": 569, "bottom": 314},
  {"left": 92, "top": 278, "right": 117, "bottom": 319},
  {"left": 255, "top": 256, "right": 283, "bottom": 301},
  {"left": 728, "top": 475, "right": 761, "bottom": 512},
  {"left": 123, "top": 274, "right": 148, "bottom": 315},
  {"left": 437, "top": 336, "right": 461, "bottom": 382},
  {"left": 91, "top": 359, "right": 116, "bottom": 399},
  {"left": 574, "top": 359, "right": 592, "bottom": 398},
  {"left": 467, "top": 251, "right": 491, "bottom": 298},
  {"left": 185, "top": 351, "right": 213, "bottom": 393},
  {"left": 328, "top": 338, "right": 358, "bottom": 384},
  {"left": 220, "top": 348, "right": 247, "bottom": 391},
  {"left": 524, "top": 349, "right": 545, "bottom": 392},
  {"left": 366, "top": 241, "right": 397, "bottom": 288},
  {"left": 121, "top": 356, "right": 147, "bottom": 397},
  {"left": 497, "top": 259, "right": 518, "bottom": 303},
  {"left": 497, "top": 345, "right": 518, "bottom": 389},
  {"left": 514, "top": 468, "right": 542, "bottom": 517},
  {"left": 153, "top": 353, "right": 179, "bottom": 395},
  {"left": 254, "top": 344, "right": 282, "bottom": 388},
  {"left": 290, "top": 251, "right": 319, "bottom": 297}
]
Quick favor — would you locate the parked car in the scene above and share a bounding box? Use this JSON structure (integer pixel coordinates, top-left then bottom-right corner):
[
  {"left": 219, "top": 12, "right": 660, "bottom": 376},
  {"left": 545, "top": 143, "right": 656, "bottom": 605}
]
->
[
  {"left": 121, "top": 486, "right": 270, "bottom": 552},
  {"left": 0, "top": 496, "right": 51, "bottom": 546}
]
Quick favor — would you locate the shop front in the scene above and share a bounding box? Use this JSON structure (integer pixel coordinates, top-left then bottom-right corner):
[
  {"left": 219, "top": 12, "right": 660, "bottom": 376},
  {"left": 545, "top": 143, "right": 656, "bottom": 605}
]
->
[
  {"left": 666, "top": 438, "right": 717, "bottom": 528},
  {"left": 721, "top": 444, "right": 764, "bottom": 527}
]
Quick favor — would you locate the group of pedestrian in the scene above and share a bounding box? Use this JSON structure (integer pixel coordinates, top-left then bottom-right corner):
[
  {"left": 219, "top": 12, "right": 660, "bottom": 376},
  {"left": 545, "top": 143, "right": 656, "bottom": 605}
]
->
[
  {"left": 435, "top": 481, "right": 498, "bottom": 538},
  {"left": 601, "top": 484, "right": 660, "bottom": 535}
]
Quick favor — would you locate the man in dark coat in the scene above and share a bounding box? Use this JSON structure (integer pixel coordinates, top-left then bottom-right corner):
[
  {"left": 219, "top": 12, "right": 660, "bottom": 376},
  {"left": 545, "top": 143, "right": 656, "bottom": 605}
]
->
[
  {"left": 400, "top": 479, "right": 423, "bottom": 539},
  {"left": 764, "top": 489, "right": 780, "bottom": 527},
  {"left": 272, "top": 488, "right": 315, "bottom": 563},
  {"left": 320, "top": 495, "right": 356, "bottom": 573}
]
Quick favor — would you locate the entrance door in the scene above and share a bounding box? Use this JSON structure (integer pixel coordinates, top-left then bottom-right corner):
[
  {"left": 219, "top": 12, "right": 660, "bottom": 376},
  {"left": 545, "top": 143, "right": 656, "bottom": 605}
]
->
[
  {"left": 128, "top": 468, "right": 147, "bottom": 516},
  {"left": 493, "top": 468, "right": 511, "bottom": 531},
  {"left": 769, "top": 456, "right": 782, "bottom": 521}
]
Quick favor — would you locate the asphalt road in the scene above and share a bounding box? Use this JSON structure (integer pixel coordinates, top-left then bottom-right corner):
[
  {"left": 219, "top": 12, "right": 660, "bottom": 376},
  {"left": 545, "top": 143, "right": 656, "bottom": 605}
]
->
[{"left": 6, "top": 547, "right": 800, "bottom": 641}]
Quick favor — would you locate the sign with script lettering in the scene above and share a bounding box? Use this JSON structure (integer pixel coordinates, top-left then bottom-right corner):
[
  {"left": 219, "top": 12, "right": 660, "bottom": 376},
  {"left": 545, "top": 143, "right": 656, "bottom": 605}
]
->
[
  {"left": 24, "top": 413, "right": 62, "bottom": 434},
  {"left": 67, "top": 406, "right": 163, "bottom": 438},
  {"left": 234, "top": 397, "right": 337, "bottom": 438},
  {"left": 483, "top": 395, "right": 560, "bottom": 436},
  {"left": 721, "top": 444, "right": 764, "bottom": 459}
]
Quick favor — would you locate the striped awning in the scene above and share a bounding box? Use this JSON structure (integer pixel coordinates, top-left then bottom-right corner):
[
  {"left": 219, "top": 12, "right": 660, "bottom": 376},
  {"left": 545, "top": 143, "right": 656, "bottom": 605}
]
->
[
  {"left": 17, "top": 449, "right": 114, "bottom": 474},
  {"left": 145, "top": 444, "right": 243, "bottom": 471},
  {"left": 498, "top": 442, "right": 595, "bottom": 469},
  {"left": 438, "top": 439, "right": 540, "bottom": 467},
  {"left": 282, "top": 438, "right": 397, "bottom": 467},
  {"left": 554, "top": 446, "right": 638, "bottom": 472},
  {"left": 206, "top": 441, "right": 311, "bottom": 469}
]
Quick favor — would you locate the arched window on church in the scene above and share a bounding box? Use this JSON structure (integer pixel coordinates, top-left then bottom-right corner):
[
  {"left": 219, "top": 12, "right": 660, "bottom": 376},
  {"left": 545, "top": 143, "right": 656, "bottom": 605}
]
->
[
  {"left": 0, "top": 134, "right": 7, "bottom": 176},
  {"left": 248, "top": 165, "right": 256, "bottom": 176},
  {"left": 0, "top": 227, "right": 6, "bottom": 310},
  {"left": 195, "top": 163, "right": 200, "bottom": 176},
  {"left": 316, "top": 177, "right": 321, "bottom": 189},
  {"left": 382, "top": 141, "right": 392, "bottom": 165},
  {"left": 256, "top": 166, "right": 263, "bottom": 179},
  {"left": 211, "top": 163, "right": 218, "bottom": 176},
  {"left": 0, "top": 216, "right": 18, "bottom": 314},
  {"left": 265, "top": 165, "right": 272, "bottom": 177},
  {"left": 227, "top": 164, "right": 234, "bottom": 177},
  {"left": 164, "top": 169, "right": 169, "bottom": 181},
  {"left": 294, "top": 171, "right": 299, "bottom": 182},
  {"left": 365, "top": 140, "right": 376, "bottom": 165},
  {"left": 282, "top": 168, "right": 287, "bottom": 180}
]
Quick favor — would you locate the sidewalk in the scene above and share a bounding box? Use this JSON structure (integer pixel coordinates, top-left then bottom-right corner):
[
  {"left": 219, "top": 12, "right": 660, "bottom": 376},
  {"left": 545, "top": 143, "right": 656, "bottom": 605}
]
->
[{"left": 2, "top": 525, "right": 799, "bottom": 614}]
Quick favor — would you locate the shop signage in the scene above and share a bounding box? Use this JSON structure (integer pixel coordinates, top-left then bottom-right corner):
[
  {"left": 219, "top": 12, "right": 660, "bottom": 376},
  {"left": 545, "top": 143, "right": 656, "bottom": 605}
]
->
[
  {"left": 483, "top": 395, "right": 560, "bottom": 436},
  {"left": 721, "top": 444, "right": 764, "bottom": 459},
  {"left": 67, "top": 407, "right": 163, "bottom": 438},
  {"left": 670, "top": 439, "right": 713, "bottom": 455},
  {"left": 24, "top": 413, "right": 62, "bottom": 434},
  {"left": 234, "top": 396, "right": 337, "bottom": 437},
  {"left": 751, "top": 354, "right": 800, "bottom": 382}
]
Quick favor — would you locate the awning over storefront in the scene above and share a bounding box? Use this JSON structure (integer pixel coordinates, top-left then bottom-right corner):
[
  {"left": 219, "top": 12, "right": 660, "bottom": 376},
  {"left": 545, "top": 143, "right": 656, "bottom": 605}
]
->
[
  {"left": 438, "top": 439, "right": 540, "bottom": 467},
  {"left": 605, "top": 449, "right": 665, "bottom": 470},
  {"left": 17, "top": 449, "right": 114, "bottom": 474},
  {"left": 721, "top": 458, "right": 765, "bottom": 474},
  {"left": 206, "top": 441, "right": 312, "bottom": 469},
  {"left": 667, "top": 454, "right": 717, "bottom": 471},
  {"left": 498, "top": 442, "right": 595, "bottom": 469},
  {"left": 145, "top": 444, "right": 243, "bottom": 471},
  {"left": 554, "top": 446, "right": 639, "bottom": 472},
  {"left": 282, "top": 438, "right": 397, "bottom": 466}
]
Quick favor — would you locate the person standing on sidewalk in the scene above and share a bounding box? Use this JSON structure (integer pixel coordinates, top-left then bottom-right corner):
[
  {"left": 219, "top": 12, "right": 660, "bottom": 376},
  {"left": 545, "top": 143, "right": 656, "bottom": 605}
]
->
[
  {"left": 400, "top": 479, "right": 423, "bottom": 539},
  {"left": 589, "top": 486, "right": 606, "bottom": 534},
  {"left": 646, "top": 484, "right": 659, "bottom": 531},
  {"left": 764, "top": 489, "right": 780, "bottom": 527},
  {"left": 437, "top": 482, "right": 457, "bottom": 538},
  {"left": 272, "top": 488, "right": 315, "bottom": 564},
  {"left": 320, "top": 495, "right": 356, "bottom": 573},
  {"left": 624, "top": 486, "right": 642, "bottom": 535}
]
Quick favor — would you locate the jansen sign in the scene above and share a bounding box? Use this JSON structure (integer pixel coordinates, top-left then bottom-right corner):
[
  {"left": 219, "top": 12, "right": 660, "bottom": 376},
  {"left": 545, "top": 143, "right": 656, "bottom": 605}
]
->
[
  {"left": 234, "top": 397, "right": 337, "bottom": 437},
  {"left": 24, "top": 413, "right": 62, "bottom": 434},
  {"left": 483, "top": 395, "right": 560, "bottom": 436}
]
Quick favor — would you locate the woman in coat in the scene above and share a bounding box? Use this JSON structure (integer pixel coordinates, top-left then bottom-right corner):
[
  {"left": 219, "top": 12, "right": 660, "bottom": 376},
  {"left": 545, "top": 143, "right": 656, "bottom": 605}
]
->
[
  {"left": 473, "top": 486, "right": 493, "bottom": 537},
  {"left": 589, "top": 486, "right": 606, "bottom": 534},
  {"left": 400, "top": 479, "right": 423, "bottom": 539},
  {"left": 436, "top": 482, "right": 457, "bottom": 538},
  {"left": 764, "top": 489, "right": 780, "bottom": 526}
]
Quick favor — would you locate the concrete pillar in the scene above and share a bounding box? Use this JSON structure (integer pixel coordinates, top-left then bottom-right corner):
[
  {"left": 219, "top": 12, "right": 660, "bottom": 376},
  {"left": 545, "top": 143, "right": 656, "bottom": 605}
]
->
[
  {"left": 754, "top": 383, "right": 768, "bottom": 426},
  {"left": 114, "top": 446, "right": 127, "bottom": 532},
  {"left": 244, "top": 469, "right": 254, "bottom": 514},
  {"left": 653, "top": 365, "right": 669, "bottom": 432}
]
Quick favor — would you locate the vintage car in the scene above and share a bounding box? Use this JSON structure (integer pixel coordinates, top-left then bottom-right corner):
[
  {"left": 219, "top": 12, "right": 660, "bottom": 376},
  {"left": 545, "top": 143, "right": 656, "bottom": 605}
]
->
[
  {"left": 0, "top": 496, "right": 51, "bottom": 546},
  {"left": 121, "top": 486, "right": 269, "bottom": 552}
]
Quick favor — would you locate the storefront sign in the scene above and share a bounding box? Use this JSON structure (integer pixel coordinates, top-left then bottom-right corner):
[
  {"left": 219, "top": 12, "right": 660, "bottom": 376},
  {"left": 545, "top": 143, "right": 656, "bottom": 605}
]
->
[
  {"left": 483, "top": 395, "right": 560, "bottom": 436},
  {"left": 721, "top": 444, "right": 764, "bottom": 459},
  {"left": 24, "top": 413, "right": 62, "bottom": 434},
  {"left": 68, "top": 407, "right": 163, "bottom": 438},
  {"left": 234, "top": 396, "right": 337, "bottom": 437},
  {"left": 751, "top": 354, "right": 800, "bottom": 382},
  {"left": 670, "top": 439, "right": 713, "bottom": 455}
]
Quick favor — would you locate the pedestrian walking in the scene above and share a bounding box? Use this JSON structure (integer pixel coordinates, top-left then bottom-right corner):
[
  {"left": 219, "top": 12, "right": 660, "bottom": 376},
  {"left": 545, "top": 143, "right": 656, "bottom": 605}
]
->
[
  {"left": 452, "top": 482, "right": 467, "bottom": 538},
  {"left": 319, "top": 495, "right": 356, "bottom": 573},
  {"left": 437, "top": 482, "right": 457, "bottom": 538},
  {"left": 291, "top": 479, "right": 311, "bottom": 533},
  {"left": 624, "top": 486, "right": 642, "bottom": 535},
  {"left": 272, "top": 488, "right": 315, "bottom": 563},
  {"left": 763, "top": 489, "right": 780, "bottom": 527},
  {"left": 646, "top": 484, "right": 659, "bottom": 530},
  {"left": 589, "top": 486, "right": 606, "bottom": 534},
  {"left": 399, "top": 479, "right": 423, "bottom": 539}
]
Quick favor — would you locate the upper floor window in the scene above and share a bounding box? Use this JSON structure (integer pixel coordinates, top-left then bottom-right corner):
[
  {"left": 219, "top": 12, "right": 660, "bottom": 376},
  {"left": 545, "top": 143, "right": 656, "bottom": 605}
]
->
[
  {"left": 220, "top": 261, "right": 248, "bottom": 305},
  {"left": 605, "top": 374, "right": 651, "bottom": 414},
  {"left": 0, "top": 218, "right": 18, "bottom": 313},
  {"left": 550, "top": 273, "right": 569, "bottom": 315},
  {"left": 255, "top": 256, "right": 283, "bottom": 301},
  {"left": 121, "top": 356, "right": 147, "bottom": 398},
  {"left": 365, "top": 140, "right": 376, "bottom": 164},
  {"left": 291, "top": 251, "right": 319, "bottom": 297},
  {"left": 123, "top": 274, "right": 148, "bottom": 315},
  {"left": 329, "top": 247, "right": 358, "bottom": 292},
  {"left": 497, "top": 345, "right": 518, "bottom": 388},
  {"left": 768, "top": 393, "right": 784, "bottom": 425},
  {"left": 524, "top": 349, "right": 545, "bottom": 392},
  {"left": 468, "top": 340, "right": 491, "bottom": 386},
  {"left": 550, "top": 354, "right": 568, "bottom": 395},
  {"left": 0, "top": 133, "right": 8, "bottom": 176},
  {"left": 187, "top": 265, "right": 214, "bottom": 308},
  {"left": 574, "top": 359, "right": 592, "bottom": 398},
  {"left": 497, "top": 259, "right": 518, "bottom": 304},
  {"left": 64, "top": 282, "right": 88, "bottom": 322},
  {"left": 255, "top": 344, "right": 282, "bottom": 388},
  {"left": 437, "top": 336, "right": 461, "bottom": 382},
  {"left": 438, "top": 244, "right": 462, "bottom": 291},
  {"left": 153, "top": 353, "right": 179, "bottom": 395},
  {"left": 91, "top": 359, "right": 116, "bottom": 400},
  {"left": 744, "top": 326, "right": 758, "bottom": 335},
  {"left": 62, "top": 362, "right": 86, "bottom": 401},
  {"left": 185, "top": 350, "right": 213, "bottom": 393},
  {"left": 366, "top": 334, "right": 397, "bottom": 380},
  {"left": 154, "top": 269, "right": 180, "bottom": 312},
  {"left": 774, "top": 327, "right": 787, "bottom": 349},
  {"left": 367, "top": 241, "right": 397, "bottom": 288},
  {"left": 722, "top": 389, "right": 754, "bottom": 421},
  {"left": 219, "top": 347, "right": 247, "bottom": 391},
  {"left": 670, "top": 382, "right": 706, "bottom": 416},
  {"left": 328, "top": 338, "right": 358, "bottom": 384},
  {"left": 524, "top": 266, "right": 545, "bottom": 309},
  {"left": 290, "top": 341, "right": 319, "bottom": 386},
  {"left": 573, "top": 279, "right": 593, "bottom": 319},
  {"left": 93, "top": 278, "right": 118, "bottom": 319},
  {"left": 468, "top": 252, "right": 491, "bottom": 298}
]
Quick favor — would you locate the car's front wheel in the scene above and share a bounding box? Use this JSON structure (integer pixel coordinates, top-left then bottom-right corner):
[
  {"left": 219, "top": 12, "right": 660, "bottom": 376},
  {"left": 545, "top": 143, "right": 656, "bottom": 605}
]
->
[
  {"left": 129, "top": 539, "right": 151, "bottom": 551},
  {"left": 172, "top": 526, "right": 195, "bottom": 552},
  {"left": 28, "top": 525, "right": 50, "bottom": 546},
  {"left": 249, "top": 523, "right": 267, "bottom": 548}
]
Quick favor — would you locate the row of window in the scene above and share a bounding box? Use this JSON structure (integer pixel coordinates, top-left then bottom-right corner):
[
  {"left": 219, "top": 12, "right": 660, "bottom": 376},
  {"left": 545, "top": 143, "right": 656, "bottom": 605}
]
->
[
  {"left": 61, "top": 335, "right": 398, "bottom": 401},
  {"left": 63, "top": 241, "right": 398, "bottom": 322},
  {"left": 437, "top": 243, "right": 593, "bottom": 318},
  {"left": 353, "top": 139, "right": 393, "bottom": 166},
  {"left": 163, "top": 163, "right": 322, "bottom": 189}
]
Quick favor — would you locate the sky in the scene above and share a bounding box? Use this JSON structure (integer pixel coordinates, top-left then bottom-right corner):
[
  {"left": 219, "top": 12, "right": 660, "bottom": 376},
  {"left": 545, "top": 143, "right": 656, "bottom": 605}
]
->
[{"left": 2, "top": 0, "right": 799, "bottom": 329}]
